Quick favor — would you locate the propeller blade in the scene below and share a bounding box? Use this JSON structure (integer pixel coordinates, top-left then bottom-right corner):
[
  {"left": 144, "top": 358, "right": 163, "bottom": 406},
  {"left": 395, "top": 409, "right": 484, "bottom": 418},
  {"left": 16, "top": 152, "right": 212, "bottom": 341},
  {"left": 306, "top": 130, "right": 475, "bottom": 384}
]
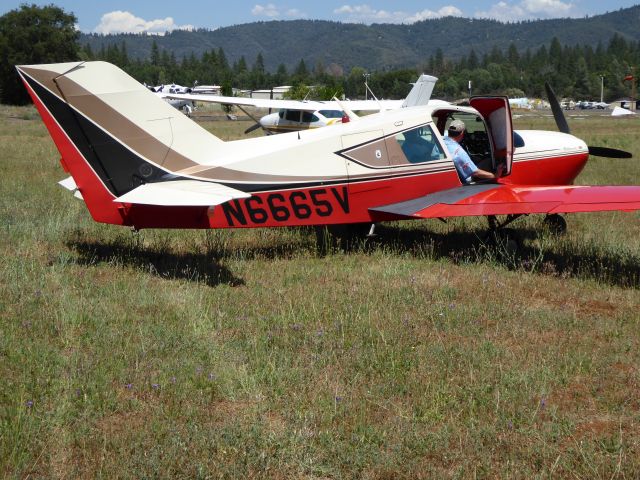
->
[
  {"left": 588, "top": 146, "right": 633, "bottom": 159},
  {"left": 244, "top": 122, "right": 262, "bottom": 134},
  {"left": 544, "top": 82, "right": 571, "bottom": 134}
]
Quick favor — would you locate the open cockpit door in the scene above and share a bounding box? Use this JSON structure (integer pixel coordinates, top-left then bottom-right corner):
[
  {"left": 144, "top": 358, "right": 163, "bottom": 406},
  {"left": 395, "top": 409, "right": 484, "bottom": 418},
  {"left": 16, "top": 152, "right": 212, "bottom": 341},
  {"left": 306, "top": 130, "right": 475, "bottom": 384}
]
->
[{"left": 470, "top": 96, "right": 513, "bottom": 177}]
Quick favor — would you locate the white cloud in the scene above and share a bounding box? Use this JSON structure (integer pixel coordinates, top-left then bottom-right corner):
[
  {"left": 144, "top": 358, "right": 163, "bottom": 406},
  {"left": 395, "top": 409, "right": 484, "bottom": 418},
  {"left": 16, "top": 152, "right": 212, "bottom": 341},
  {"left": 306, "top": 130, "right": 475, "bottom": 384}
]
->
[
  {"left": 252, "top": 4, "right": 280, "bottom": 18},
  {"left": 252, "top": 4, "right": 307, "bottom": 19},
  {"left": 333, "top": 4, "right": 462, "bottom": 24},
  {"left": 93, "top": 11, "right": 193, "bottom": 35},
  {"left": 475, "top": 0, "right": 575, "bottom": 21},
  {"left": 285, "top": 8, "right": 308, "bottom": 18},
  {"left": 405, "top": 6, "right": 463, "bottom": 22}
]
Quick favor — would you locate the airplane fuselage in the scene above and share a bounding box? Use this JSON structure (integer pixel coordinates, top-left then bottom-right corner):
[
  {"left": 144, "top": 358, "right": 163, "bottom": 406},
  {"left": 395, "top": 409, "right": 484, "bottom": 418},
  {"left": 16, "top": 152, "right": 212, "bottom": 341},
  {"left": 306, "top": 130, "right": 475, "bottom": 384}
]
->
[{"left": 20, "top": 61, "right": 617, "bottom": 233}]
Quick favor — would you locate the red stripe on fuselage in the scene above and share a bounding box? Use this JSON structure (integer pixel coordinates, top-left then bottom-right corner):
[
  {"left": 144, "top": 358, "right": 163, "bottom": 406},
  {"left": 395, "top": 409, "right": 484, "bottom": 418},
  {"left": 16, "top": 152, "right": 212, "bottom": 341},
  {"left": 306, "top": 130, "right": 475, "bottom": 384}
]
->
[{"left": 79, "top": 152, "right": 592, "bottom": 229}]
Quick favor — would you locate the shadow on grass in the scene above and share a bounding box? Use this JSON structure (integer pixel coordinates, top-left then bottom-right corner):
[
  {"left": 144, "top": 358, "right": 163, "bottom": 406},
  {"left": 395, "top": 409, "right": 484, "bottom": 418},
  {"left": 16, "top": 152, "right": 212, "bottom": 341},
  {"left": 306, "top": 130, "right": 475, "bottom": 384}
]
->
[
  {"left": 372, "top": 224, "right": 640, "bottom": 289},
  {"left": 66, "top": 238, "right": 245, "bottom": 287},
  {"left": 65, "top": 223, "right": 640, "bottom": 289}
]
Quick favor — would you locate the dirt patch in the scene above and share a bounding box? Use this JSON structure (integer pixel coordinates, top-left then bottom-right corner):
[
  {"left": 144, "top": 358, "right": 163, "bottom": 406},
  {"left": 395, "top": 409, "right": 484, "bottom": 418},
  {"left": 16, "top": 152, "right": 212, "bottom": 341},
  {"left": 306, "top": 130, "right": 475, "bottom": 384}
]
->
[{"left": 96, "top": 409, "right": 147, "bottom": 436}]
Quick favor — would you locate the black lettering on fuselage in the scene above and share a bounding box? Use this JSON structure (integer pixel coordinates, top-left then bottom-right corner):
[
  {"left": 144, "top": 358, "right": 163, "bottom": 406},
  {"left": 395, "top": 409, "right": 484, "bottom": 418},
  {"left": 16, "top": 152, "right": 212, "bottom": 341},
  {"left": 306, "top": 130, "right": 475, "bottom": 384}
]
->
[
  {"left": 330, "top": 186, "right": 350, "bottom": 213},
  {"left": 221, "top": 187, "right": 350, "bottom": 227},
  {"left": 222, "top": 200, "right": 247, "bottom": 226}
]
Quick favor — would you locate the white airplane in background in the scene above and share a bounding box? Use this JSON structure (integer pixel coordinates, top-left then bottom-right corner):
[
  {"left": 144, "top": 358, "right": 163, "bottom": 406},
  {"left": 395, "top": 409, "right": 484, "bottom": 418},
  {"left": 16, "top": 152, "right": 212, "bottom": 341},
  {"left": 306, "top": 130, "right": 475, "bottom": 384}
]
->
[
  {"left": 163, "top": 75, "right": 439, "bottom": 134},
  {"left": 149, "top": 83, "right": 196, "bottom": 116}
]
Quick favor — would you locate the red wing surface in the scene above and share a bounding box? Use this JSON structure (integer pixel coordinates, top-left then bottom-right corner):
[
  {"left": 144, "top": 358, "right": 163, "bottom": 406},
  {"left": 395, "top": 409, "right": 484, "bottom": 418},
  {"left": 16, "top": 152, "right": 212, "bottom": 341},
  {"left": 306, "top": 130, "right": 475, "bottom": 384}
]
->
[{"left": 370, "top": 184, "right": 640, "bottom": 219}]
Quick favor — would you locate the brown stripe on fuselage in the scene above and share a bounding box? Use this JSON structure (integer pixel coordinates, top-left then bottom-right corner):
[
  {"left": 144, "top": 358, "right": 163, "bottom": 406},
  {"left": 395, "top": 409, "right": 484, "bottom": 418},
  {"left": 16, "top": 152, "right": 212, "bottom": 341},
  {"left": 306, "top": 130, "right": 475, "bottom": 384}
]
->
[
  {"left": 20, "top": 65, "right": 196, "bottom": 172},
  {"left": 18, "top": 65, "right": 69, "bottom": 98},
  {"left": 51, "top": 73, "right": 197, "bottom": 172}
]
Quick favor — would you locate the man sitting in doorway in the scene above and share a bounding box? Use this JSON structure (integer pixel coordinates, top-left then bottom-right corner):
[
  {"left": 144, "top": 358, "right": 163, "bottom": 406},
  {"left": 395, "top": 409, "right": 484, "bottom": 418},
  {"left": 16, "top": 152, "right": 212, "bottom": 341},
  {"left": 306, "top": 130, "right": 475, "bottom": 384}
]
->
[{"left": 443, "top": 119, "right": 502, "bottom": 183}]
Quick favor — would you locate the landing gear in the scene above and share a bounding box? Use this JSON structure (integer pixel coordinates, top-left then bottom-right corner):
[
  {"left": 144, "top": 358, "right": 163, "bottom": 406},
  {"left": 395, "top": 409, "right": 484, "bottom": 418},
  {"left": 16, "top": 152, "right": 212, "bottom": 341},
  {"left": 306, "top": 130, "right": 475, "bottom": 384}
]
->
[
  {"left": 314, "top": 223, "right": 375, "bottom": 254},
  {"left": 543, "top": 214, "right": 567, "bottom": 235},
  {"left": 487, "top": 214, "right": 522, "bottom": 231},
  {"left": 486, "top": 215, "right": 522, "bottom": 256}
]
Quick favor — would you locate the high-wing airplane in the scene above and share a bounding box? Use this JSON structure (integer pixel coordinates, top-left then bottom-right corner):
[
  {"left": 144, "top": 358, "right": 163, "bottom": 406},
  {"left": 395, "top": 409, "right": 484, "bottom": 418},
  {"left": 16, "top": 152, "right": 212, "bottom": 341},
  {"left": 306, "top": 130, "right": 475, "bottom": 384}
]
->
[
  {"left": 16, "top": 61, "right": 640, "bottom": 240},
  {"left": 162, "top": 74, "right": 439, "bottom": 134},
  {"left": 149, "top": 83, "right": 196, "bottom": 116}
]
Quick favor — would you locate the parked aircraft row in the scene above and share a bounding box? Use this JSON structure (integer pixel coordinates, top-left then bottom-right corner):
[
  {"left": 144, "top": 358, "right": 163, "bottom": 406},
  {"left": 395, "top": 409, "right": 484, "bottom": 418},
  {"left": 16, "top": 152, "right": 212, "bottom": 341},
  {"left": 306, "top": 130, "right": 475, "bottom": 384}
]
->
[{"left": 162, "top": 75, "right": 438, "bottom": 134}]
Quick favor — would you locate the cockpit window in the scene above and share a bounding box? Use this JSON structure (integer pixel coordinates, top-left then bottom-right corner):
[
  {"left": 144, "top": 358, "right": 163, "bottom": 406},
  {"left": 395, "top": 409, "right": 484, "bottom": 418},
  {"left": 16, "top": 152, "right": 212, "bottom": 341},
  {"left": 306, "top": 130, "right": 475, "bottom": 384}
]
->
[
  {"left": 319, "top": 110, "right": 343, "bottom": 119},
  {"left": 389, "top": 125, "right": 446, "bottom": 165}
]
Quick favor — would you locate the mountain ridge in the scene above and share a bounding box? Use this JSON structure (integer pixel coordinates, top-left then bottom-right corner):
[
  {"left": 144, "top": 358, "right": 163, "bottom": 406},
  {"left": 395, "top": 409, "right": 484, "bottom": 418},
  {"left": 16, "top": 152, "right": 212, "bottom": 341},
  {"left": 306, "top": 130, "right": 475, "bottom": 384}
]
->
[{"left": 79, "top": 5, "right": 640, "bottom": 72}]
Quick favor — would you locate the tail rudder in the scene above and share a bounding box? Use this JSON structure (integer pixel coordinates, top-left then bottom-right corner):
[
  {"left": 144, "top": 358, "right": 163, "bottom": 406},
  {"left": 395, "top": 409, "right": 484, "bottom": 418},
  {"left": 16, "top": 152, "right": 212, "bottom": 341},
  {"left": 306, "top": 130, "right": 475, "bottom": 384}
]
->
[{"left": 16, "top": 61, "right": 227, "bottom": 225}]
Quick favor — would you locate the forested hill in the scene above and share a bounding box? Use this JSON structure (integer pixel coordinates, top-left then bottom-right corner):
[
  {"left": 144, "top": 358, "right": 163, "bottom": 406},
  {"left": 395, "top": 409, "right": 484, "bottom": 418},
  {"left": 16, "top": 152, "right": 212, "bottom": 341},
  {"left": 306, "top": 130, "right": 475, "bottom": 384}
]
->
[{"left": 79, "top": 5, "right": 640, "bottom": 71}]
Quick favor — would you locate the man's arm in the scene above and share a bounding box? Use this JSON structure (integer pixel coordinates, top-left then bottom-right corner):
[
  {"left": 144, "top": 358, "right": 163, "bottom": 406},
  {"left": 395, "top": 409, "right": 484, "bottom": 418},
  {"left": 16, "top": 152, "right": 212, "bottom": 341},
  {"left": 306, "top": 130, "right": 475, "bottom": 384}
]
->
[{"left": 471, "top": 163, "right": 504, "bottom": 181}]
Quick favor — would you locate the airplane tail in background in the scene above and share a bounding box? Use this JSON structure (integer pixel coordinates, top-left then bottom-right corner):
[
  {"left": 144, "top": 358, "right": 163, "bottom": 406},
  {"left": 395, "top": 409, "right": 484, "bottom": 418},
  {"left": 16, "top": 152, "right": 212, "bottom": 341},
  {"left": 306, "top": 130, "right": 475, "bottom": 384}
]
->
[
  {"left": 402, "top": 74, "right": 438, "bottom": 108},
  {"left": 17, "top": 61, "right": 246, "bottom": 227}
]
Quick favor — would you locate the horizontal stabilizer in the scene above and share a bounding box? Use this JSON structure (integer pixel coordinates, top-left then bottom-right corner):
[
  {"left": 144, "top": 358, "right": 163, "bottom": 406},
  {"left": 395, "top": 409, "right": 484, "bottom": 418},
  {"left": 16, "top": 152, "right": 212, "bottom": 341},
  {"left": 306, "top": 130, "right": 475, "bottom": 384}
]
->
[
  {"left": 115, "top": 180, "right": 250, "bottom": 206},
  {"left": 370, "top": 184, "right": 640, "bottom": 219}
]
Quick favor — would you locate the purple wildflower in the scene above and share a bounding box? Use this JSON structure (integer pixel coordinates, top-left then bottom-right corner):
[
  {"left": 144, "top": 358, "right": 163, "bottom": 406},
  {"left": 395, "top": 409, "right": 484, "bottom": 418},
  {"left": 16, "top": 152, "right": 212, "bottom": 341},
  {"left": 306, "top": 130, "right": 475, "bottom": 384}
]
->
[
  {"left": 208, "top": 373, "right": 216, "bottom": 381},
  {"left": 25, "top": 400, "right": 34, "bottom": 408},
  {"left": 151, "top": 383, "right": 160, "bottom": 390},
  {"left": 125, "top": 383, "right": 133, "bottom": 389},
  {"left": 540, "top": 397, "right": 546, "bottom": 410}
]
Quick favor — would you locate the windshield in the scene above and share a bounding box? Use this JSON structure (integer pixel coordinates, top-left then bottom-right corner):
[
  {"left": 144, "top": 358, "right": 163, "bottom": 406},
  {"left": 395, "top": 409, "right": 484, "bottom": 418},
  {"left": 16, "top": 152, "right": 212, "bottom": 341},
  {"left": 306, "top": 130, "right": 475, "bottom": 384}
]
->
[{"left": 318, "top": 110, "right": 343, "bottom": 119}]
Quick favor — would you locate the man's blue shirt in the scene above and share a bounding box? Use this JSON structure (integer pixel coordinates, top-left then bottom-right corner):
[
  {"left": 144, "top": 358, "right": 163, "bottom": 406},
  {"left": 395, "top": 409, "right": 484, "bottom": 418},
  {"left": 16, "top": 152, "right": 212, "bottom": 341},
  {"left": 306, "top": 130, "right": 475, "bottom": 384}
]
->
[{"left": 444, "top": 136, "right": 477, "bottom": 183}]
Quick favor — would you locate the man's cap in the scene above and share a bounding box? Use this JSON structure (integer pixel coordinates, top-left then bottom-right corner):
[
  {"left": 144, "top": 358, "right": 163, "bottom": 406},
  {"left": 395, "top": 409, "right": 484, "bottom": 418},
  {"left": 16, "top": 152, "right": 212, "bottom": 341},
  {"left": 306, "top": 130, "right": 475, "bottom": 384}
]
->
[{"left": 448, "top": 119, "right": 466, "bottom": 135}]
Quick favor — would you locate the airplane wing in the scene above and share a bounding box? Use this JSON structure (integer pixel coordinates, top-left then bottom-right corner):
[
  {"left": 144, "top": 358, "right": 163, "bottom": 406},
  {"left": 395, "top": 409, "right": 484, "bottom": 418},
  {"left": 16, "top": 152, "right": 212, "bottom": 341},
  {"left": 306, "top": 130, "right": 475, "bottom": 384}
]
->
[
  {"left": 163, "top": 93, "right": 403, "bottom": 112},
  {"left": 114, "top": 180, "right": 250, "bottom": 206},
  {"left": 161, "top": 93, "right": 329, "bottom": 111},
  {"left": 370, "top": 184, "right": 640, "bottom": 219}
]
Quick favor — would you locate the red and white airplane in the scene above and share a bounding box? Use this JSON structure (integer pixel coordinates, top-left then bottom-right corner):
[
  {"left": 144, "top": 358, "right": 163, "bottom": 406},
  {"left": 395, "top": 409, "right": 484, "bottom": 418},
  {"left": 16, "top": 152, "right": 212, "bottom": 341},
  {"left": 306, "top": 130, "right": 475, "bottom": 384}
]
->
[{"left": 16, "top": 61, "right": 640, "bottom": 237}]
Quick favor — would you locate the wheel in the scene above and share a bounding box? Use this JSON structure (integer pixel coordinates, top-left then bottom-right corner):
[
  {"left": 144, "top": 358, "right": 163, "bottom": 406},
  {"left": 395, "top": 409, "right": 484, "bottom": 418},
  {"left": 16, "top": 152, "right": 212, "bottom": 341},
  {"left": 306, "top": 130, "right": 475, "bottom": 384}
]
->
[{"left": 543, "top": 214, "right": 567, "bottom": 235}]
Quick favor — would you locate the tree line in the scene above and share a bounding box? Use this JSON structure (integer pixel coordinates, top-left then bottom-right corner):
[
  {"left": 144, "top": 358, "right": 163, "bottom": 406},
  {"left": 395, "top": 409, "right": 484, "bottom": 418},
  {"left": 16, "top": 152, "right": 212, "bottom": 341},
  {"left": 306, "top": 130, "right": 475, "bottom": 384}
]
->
[
  {"left": 81, "top": 34, "right": 639, "bottom": 102},
  {"left": 1, "top": 4, "right": 638, "bottom": 105}
]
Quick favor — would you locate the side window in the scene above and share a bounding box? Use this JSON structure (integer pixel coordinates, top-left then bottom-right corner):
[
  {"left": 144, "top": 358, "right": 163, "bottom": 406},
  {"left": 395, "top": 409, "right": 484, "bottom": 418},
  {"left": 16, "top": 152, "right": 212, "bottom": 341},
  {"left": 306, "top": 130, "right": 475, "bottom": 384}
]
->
[
  {"left": 301, "top": 111, "right": 317, "bottom": 123},
  {"left": 285, "top": 110, "right": 300, "bottom": 122},
  {"left": 387, "top": 125, "right": 446, "bottom": 166},
  {"left": 319, "top": 110, "right": 343, "bottom": 119}
]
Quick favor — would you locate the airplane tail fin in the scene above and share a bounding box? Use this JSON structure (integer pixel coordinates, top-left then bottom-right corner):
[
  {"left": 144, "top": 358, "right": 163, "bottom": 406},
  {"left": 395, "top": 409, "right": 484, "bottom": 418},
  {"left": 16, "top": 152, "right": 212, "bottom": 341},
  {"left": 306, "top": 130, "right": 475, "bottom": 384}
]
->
[
  {"left": 16, "top": 61, "right": 228, "bottom": 225},
  {"left": 402, "top": 74, "right": 438, "bottom": 108}
]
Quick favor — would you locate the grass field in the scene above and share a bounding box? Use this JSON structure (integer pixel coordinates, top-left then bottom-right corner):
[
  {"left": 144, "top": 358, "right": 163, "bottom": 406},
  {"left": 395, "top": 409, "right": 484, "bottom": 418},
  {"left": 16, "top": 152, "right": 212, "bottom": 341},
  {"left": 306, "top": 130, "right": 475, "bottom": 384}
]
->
[{"left": 1, "top": 105, "right": 639, "bottom": 478}]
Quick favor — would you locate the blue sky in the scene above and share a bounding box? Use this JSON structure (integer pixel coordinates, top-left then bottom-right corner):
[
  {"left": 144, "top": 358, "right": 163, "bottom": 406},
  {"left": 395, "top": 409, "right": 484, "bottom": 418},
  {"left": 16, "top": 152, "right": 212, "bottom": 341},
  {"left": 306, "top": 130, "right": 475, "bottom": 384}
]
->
[{"left": 1, "top": 1, "right": 638, "bottom": 33}]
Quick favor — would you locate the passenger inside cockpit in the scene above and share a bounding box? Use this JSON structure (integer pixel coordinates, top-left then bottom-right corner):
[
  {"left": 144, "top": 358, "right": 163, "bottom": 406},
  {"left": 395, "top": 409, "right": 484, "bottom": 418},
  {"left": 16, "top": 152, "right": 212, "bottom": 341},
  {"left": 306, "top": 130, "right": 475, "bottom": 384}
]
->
[{"left": 443, "top": 120, "right": 502, "bottom": 183}]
